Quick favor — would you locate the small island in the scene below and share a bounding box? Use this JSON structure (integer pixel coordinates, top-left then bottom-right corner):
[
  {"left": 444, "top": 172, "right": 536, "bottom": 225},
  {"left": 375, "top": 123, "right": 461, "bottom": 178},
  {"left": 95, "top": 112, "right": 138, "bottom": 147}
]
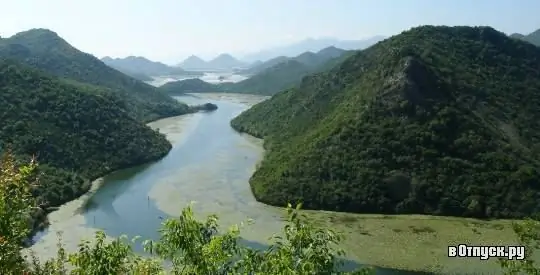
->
[{"left": 191, "top": 102, "right": 218, "bottom": 112}]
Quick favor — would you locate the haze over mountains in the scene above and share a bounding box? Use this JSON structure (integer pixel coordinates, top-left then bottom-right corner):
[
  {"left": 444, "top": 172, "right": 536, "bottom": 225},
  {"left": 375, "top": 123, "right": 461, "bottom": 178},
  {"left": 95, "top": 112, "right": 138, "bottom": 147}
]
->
[
  {"left": 158, "top": 46, "right": 354, "bottom": 96},
  {"left": 101, "top": 56, "right": 202, "bottom": 79},
  {"left": 241, "top": 36, "right": 386, "bottom": 62},
  {"left": 510, "top": 28, "right": 540, "bottom": 46},
  {"left": 177, "top": 53, "right": 247, "bottom": 70}
]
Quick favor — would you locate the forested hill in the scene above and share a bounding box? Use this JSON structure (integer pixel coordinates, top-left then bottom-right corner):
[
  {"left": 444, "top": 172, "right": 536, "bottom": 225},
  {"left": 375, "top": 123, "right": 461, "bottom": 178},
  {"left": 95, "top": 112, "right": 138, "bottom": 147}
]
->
[
  {"left": 0, "top": 28, "right": 189, "bottom": 122},
  {"left": 228, "top": 48, "right": 354, "bottom": 96},
  {"left": 0, "top": 58, "right": 174, "bottom": 229},
  {"left": 158, "top": 78, "right": 225, "bottom": 94},
  {"left": 231, "top": 25, "right": 540, "bottom": 219}
]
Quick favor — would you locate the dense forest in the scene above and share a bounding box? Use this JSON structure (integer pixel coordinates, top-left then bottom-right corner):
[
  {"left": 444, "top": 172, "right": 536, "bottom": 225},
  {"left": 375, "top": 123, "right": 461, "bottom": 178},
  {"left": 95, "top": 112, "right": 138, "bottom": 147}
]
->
[
  {"left": 158, "top": 78, "right": 225, "bottom": 94},
  {"left": 0, "top": 58, "right": 177, "bottom": 231},
  {"left": 231, "top": 25, "right": 540, "bottom": 219},
  {"left": 226, "top": 48, "right": 354, "bottom": 96},
  {"left": 0, "top": 28, "right": 191, "bottom": 122}
]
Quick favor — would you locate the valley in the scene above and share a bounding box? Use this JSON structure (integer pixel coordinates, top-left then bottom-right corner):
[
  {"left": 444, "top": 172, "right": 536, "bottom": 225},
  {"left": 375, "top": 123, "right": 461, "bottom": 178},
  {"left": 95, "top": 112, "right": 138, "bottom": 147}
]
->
[
  {"left": 25, "top": 93, "right": 526, "bottom": 274},
  {"left": 1, "top": 6, "right": 540, "bottom": 274}
]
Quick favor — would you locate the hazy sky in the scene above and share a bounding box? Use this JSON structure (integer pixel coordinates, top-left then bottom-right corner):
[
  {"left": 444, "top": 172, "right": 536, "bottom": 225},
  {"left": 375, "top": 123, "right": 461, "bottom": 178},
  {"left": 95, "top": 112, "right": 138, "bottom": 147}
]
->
[{"left": 1, "top": 0, "right": 539, "bottom": 64}]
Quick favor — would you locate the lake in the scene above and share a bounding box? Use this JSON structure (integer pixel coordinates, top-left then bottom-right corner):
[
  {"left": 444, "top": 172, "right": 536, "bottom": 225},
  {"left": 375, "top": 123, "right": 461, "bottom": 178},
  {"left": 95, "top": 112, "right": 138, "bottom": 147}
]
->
[{"left": 146, "top": 72, "right": 248, "bottom": 87}]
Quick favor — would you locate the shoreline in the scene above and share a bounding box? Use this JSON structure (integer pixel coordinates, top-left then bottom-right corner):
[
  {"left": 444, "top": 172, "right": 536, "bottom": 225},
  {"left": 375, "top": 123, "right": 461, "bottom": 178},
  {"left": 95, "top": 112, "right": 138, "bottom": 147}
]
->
[
  {"left": 25, "top": 107, "right": 199, "bottom": 243},
  {"left": 25, "top": 93, "right": 528, "bottom": 274},
  {"left": 223, "top": 98, "right": 526, "bottom": 274}
]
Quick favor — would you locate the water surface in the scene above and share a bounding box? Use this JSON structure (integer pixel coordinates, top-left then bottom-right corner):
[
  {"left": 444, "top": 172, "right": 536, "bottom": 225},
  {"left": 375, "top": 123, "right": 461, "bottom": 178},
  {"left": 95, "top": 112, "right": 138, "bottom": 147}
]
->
[
  {"left": 146, "top": 72, "right": 248, "bottom": 87},
  {"left": 27, "top": 94, "right": 428, "bottom": 275}
]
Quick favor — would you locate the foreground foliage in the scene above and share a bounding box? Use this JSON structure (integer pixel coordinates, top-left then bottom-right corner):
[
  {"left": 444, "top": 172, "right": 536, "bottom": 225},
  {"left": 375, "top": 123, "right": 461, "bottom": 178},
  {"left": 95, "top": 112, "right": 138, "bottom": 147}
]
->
[
  {"left": 2, "top": 151, "right": 540, "bottom": 274},
  {"left": 0, "top": 59, "right": 175, "bottom": 231},
  {"left": 1, "top": 152, "right": 373, "bottom": 274},
  {"left": 231, "top": 25, "right": 540, "bottom": 219}
]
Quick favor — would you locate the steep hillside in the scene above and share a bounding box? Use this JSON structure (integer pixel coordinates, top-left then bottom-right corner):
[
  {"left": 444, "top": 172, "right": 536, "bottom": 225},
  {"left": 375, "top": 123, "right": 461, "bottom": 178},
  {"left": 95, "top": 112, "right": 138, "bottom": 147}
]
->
[
  {"left": 226, "top": 60, "right": 311, "bottom": 95},
  {"left": 293, "top": 52, "right": 321, "bottom": 67},
  {"left": 158, "top": 78, "right": 224, "bottom": 94},
  {"left": 0, "top": 59, "right": 175, "bottom": 228},
  {"left": 316, "top": 46, "right": 347, "bottom": 60},
  {"left": 101, "top": 56, "right": 202, "bottom": 77},
  {"left": 229, "top": 49, "right": 352, "bottom": 95},
  {"left": 0, "top": 29, "right": 189, "bottom": 122},
  {"left": 231, "top": 25, "right": 540, "bottom": 219},
  {"left": 242, "top": 56, "right": 289, "bottom": 75},
  {"left": 243, "top": 47, "right": 348, "bottom": 76}
]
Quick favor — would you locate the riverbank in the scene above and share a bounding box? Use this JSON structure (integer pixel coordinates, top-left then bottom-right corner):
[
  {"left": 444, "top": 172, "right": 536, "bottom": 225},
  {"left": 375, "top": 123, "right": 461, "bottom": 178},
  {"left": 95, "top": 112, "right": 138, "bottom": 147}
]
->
[
  {"left": 185, "top": 92, "right": 270, "bottom": 106},
  {"left": 24, "top": 93, "right": 530, "bottom": 274},
  {"left": 23, "top": 111, "right": 199, "bottom": 263},
  {"left": 183, "top": 95, "right": 525, "bottom": 274}
]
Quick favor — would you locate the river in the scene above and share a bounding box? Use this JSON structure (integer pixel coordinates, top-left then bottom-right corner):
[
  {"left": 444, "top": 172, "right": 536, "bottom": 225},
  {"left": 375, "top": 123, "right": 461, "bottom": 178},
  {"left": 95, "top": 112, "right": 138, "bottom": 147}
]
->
[{"left": 26, "top": 93, "right": 433, "bottom": 275}]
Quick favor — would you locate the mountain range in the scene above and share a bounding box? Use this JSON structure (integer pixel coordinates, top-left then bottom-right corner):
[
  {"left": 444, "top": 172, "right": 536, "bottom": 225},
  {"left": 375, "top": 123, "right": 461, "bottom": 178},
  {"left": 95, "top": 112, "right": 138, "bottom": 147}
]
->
[
  {"left": 177, "top": 53, "right": 247, "bottom": 70},
  {"left": 221, "top": 46, "right": 354, "bottom": 95},
  {"left": 230, "top": 25, "right": 540, "bottom": 220},
  {"left": 101, "top": 56, "right": 203, "bottom": 78},
  {"left": 158, "top": 46, "right": 353, "bottom": 96},
  {"left": 242, "top": 46, "right": 348, "bottom": 75},
  {"left": 510, "top": 28, "right": 540, "bottom": 46},
  {"left": 241, "top": 36, "right": 385, "bottom": 62}
]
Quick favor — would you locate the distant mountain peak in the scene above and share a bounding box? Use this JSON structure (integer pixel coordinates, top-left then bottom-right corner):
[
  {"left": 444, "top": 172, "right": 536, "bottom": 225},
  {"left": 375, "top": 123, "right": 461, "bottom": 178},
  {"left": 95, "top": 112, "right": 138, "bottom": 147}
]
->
[
  {"left": 509, "top": 28, "right": 540, "bottom": 46},
  {"left": 210, "top": 53, "right": 240, "bottom": 62},
  {"left": 215, "top": 53, "right": 234, "bottom": 58},
  {"left": 185, "top": 55, "right": 205, "bottom": 61},
  {"left": 242, "top": 36, "right": 385, "bottom": 62},
  {"left": 6, "top": 28, "right": 73, "bottom": 52},
  {"left": 15, "top": 28, "right": 59, "bottom": 37}
]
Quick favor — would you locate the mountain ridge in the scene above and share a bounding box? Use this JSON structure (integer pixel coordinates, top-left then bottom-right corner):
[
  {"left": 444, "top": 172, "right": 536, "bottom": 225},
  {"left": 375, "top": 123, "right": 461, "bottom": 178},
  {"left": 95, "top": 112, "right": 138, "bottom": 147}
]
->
[
  {"left": 510, "top": 28, "right": 540, "bottom": 46},
  {"left": 101, "top": 55, "right": 203, "bottom": 77},
  {"left": 241, "top": 36, "right": 385, "bottom": 62},
  {"left": 178, "top": 53, "right": 246, "bottom": 70},
  {"left": 0, "top": 28, "right": 190, "bottom": 122},
  {"left": 231, "top": 25, "right": 540, "bottom": 219},
  {"left": 227, "top": 47, "right": 354, "bottom": 95}
]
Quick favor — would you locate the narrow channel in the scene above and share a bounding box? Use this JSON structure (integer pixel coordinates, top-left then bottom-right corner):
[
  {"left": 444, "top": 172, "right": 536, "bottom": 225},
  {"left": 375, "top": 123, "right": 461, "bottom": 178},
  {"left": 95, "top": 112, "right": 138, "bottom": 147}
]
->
[{"left": 28, "top": 93, "right": 427, "bottom": 275}]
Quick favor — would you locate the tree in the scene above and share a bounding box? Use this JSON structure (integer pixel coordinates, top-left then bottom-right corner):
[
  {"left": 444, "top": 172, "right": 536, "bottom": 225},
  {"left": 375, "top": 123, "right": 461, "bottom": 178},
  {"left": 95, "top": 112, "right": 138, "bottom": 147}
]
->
[
  {"left": 1, "top": 151, "right": 373, "bottom": 274},
  {"left": 0, "top": 149, "right": 38, "bottom": 274}
]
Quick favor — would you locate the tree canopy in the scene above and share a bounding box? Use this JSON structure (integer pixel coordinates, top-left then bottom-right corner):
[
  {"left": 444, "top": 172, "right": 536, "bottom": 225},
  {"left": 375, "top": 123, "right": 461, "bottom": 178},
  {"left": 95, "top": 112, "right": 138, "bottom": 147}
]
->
[
  {"left": 0, "top": 59, "right": 175, "bottom": 233},
  {"left": 231, "top": 25, "right": 540, "bottom": 219},
  {"left": 0, "top": 28, "right": 190, "bottom": 122}
]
